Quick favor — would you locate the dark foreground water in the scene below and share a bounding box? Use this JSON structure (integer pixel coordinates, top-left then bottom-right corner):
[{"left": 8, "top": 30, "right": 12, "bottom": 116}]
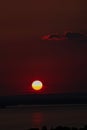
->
[{"left": 0, "top": 104, "right": 87, "bottom": 130}]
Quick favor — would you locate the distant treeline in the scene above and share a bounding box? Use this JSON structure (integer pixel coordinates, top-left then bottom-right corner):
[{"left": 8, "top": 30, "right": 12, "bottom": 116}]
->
[
  {"left": 1, "top": 93, "right": 87, "bottom": 106},
  {"left": 27, "top": 125, "right": 87, "bottom": 130}
]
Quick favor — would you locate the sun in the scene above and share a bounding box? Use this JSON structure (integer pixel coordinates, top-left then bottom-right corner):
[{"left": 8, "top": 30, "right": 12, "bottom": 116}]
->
[{"left": 32, "top": 80, "right": 43, "bottom": 91}]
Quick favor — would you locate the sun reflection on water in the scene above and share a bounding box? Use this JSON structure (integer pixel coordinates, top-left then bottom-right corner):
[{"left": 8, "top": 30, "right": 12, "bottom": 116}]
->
[{"left": 31, "top": 111, "right": 43, "bottom": 127}]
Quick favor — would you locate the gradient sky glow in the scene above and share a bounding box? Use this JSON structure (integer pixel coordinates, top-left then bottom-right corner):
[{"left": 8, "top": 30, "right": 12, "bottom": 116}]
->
[{"left": 0, "top": 0, "right": 87, "bottom": 95}]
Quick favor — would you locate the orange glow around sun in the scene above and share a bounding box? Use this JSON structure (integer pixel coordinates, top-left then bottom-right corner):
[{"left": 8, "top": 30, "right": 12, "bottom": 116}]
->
[{"left": 32, "top": 80, "right": 43, "bottom": 91}]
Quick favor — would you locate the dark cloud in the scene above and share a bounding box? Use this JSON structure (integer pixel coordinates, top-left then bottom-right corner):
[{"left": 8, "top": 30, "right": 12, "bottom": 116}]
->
[
  {"left": 64, "top": 32, "right": 86, "bottom": 39},
  {"left": 42, "top": 32, "right": 87, "bottom": 41}
]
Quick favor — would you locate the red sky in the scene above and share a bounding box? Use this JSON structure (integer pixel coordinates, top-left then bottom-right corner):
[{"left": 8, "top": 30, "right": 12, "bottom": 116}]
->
[{"left": 0, "top": 0, "right": 87, "bottom": 95}]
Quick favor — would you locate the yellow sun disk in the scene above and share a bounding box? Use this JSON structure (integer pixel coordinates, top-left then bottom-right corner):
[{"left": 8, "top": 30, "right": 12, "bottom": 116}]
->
[{"left": 32, "top": 80, "right": 43, "bottom": 91}]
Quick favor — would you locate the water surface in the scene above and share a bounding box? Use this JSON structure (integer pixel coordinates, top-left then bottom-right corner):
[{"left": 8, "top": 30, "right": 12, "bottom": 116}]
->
[{"left": 0, "top": 104, "right": 87, "bottom": 130}]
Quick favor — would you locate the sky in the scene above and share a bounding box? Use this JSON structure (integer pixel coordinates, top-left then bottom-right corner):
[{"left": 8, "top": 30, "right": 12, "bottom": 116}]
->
[{"left": 0, "top": 0, "right": 87, "bottom": 95}]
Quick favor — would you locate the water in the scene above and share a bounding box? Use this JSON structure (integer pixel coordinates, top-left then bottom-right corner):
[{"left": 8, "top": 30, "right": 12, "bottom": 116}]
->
[{"left": 0, "top": 104, "right": 87, "bottom": 130}]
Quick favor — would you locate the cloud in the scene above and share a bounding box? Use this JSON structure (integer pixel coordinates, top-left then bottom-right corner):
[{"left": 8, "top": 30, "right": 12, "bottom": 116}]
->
[
  {"left": 42, "top": 33, "right": 65, "bottom": 40},
  {"left": 64, "top": 32, "right": 86, "bottom": 39},
  {"left": 42, "top": 32, "right": 87, "bottom": 41}
]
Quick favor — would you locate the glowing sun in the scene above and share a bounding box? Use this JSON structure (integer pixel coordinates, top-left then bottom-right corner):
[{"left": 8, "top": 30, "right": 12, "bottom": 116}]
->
[{"left": 32, "top": 80, "right": 43, "bottom": 91}]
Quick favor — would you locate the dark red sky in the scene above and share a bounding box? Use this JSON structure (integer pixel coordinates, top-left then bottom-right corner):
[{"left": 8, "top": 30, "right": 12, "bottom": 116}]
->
[{"left": 0, "top": 0, "right": 87, "bottom": 95}]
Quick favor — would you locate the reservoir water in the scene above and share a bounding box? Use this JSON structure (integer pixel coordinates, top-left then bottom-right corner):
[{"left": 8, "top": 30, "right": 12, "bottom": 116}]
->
[{"left": 0, "top": 104, "right": 87, "bottom": 130}]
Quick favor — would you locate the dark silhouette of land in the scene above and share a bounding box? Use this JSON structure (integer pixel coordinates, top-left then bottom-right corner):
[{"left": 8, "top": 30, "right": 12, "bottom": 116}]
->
[
  {"left": 27, "top": 125, "right": 87, "bottom": 130},
  {"left": 0, "top": 93, "right": 87, "bottom": 107}
]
